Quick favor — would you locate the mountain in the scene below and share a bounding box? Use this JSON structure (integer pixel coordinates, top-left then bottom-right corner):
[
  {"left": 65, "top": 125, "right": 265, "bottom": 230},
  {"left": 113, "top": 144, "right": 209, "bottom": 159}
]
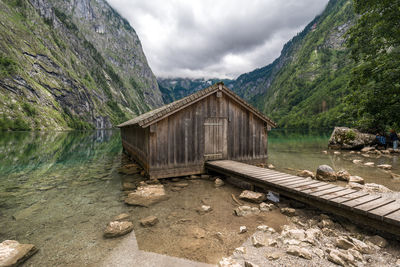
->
[
  {"left": 233, "top": 0, "right": 355, "bottom": 129},
  {"left": 0, "top": 0, "right": 163, "bottom": 130},
  {"left": 158, "top": 78, "right": 234, "bottom": 104}
]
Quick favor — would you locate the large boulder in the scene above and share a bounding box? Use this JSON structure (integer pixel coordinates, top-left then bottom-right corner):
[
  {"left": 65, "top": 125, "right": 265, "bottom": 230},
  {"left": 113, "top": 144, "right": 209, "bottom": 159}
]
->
[
  {"left": 328, "top": 127, "right": 375, "bottom": 150},
  {"left": 0, "top": 240, "right": 38, "bottom": 267},
  {"left": 125, "top": 184, "right": 168, "bottom": 207},
  {"left": 239, "top": 190, "right": 266, "bottom": 203},
  {"left": 316, "top": 165, "right": 337, "bottom": 182}
]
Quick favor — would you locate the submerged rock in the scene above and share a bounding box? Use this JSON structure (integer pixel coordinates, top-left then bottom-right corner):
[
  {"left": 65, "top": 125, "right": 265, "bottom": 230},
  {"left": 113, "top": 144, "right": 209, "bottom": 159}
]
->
[
  {"left": 239, "top": 226, "right": 247, "bottom": 234},
  {"left": 104, "top": 221, "right": 134, "bottom": 238},
  {"left": 239, "top": 190, "right": 266, "bottom": 203},
  {"left": 140, "top": 216, "right": 159, "bottom": 227},
  {"left": 297, "top": 170, "right": 315, "bottom": 178},
  {"left": 286, "top": 246, "right": 312, "bottom": 260},
  {"left": 336, "top": 170, "right": 350, "bottom": 181},
  {"left": 366, "top": 235, "right": 388, "bottom": 248},
  {"left": 112, "top": 213, "right": 130, "bottom": 222},
  {"left": 316, "top": 165, "right": 337, "bottom": 182},
  {"left": 234, "top": 205, "right": 260, "bottom": 217},
  {"left": 259, "top": 202, "right": 275, "bottom": 212},
  {"left": 0, "top": 240, "right": 38, "bottom": 267},
  {"left": 251, "top": 236, "right": 265, "bottom": 247},
  {"left": 377, "top": 164, "right": 392, "bottom": 170},
  {"left": 349, "top": 176, "right": 365, "bottom": 185},
  {"left": 328, "top": 127, "right": 375, "bottom": 150},
  {"left": 280, "top": 207, "right": 296, "bottom": 217},
  {"left": 215, "top": 178, "right": 225, "bottom": 187},
  {"left": 125, "top": 184, "right": 168, "bottom": 207}
]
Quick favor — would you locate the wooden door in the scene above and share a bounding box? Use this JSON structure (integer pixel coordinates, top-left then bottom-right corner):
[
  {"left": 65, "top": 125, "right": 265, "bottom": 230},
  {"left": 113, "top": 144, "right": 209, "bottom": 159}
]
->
[{"left": 204, "top": 118, "right": 227, "bottom": 160}]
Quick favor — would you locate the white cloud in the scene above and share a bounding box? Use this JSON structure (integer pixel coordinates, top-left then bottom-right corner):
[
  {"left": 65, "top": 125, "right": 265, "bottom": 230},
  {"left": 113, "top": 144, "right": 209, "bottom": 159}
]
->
[{"left": 107, "top": 0, "right": 329, "bottom": 79}]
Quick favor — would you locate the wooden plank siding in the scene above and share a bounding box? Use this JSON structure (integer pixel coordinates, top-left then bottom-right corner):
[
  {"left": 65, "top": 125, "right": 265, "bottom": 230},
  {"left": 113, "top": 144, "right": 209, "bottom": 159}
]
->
[
  {"left": 120, "top": 85, "right": 273, "bottom": 179},
  {"left": 120, "top": 92, "right": 268, "bottom": 179}
]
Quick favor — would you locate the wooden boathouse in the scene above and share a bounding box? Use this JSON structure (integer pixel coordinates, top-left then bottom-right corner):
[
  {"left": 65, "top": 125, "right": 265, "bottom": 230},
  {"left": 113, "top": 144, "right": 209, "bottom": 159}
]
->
[{"left": 118, "top": 82, "right": 276, "bottom": 179}]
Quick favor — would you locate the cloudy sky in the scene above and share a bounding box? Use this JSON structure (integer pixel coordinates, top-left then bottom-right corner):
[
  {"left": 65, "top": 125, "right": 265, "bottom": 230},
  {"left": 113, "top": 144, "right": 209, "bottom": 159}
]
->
[{"left": 107, "top": 0, "right": 329, "bottom": 79}]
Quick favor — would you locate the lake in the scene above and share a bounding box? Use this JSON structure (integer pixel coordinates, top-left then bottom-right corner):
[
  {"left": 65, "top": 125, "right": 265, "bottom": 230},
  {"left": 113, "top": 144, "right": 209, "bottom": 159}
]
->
[{"left": 0, "top": 129, "right": 399, "bottom": 265}]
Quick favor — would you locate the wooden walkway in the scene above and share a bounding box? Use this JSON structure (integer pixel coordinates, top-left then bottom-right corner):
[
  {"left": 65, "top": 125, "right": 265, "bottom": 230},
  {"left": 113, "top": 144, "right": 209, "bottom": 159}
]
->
[{"left": 206, "top": 160, "right": 400, "bottom": 236}]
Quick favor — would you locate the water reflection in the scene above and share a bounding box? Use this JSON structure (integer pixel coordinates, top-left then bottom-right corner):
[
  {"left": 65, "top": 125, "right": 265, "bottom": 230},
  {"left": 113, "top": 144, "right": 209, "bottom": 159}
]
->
[{"left": 268, "top": 129, "right": 400, "bottom": 191}]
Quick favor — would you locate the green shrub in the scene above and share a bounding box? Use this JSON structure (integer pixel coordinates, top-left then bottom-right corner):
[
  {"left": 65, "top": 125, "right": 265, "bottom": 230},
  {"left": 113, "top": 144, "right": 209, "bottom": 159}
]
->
[
  {"left": 345, "top": 130, "right": 356, "bottom": 141},
  {"left": 22, "top": 102, "right": 37, "bottom": 117},
  {"left": 0, "top": 56, "right": 18, "bottom": 77}
]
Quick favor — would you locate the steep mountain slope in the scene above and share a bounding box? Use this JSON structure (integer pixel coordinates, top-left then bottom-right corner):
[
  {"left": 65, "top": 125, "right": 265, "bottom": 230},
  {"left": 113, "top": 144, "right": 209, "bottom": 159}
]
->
[
  {"left": 158, "top": 78, "right": 234, "bottom": 104},
  {"left": 0, "top": 0, "right": 162, "bottom": 130},
  {"left": 234, "top": 0, "right": 355, "bottom": 128}
]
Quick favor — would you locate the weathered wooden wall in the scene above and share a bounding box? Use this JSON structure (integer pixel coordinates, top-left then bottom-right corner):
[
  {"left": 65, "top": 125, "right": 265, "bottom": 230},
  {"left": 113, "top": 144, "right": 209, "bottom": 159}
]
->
[
  {"left": 146, "top": 92, "right": 268, "bottom": 179},
  {"left": 121, "top": 124, "right": 149, "bottom": 171}
]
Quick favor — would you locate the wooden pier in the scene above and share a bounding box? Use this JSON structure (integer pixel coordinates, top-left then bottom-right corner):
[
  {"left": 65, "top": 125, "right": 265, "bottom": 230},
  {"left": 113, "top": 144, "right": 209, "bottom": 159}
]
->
[{"left": 206, "top": 160, "right": 400, "bottom": 236}]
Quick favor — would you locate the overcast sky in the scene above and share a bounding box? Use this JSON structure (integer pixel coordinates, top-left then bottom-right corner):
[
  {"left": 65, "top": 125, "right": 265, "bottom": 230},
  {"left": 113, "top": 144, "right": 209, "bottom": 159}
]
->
[{"left": 107, "top": 0, "right": 329, "bottom": 79}]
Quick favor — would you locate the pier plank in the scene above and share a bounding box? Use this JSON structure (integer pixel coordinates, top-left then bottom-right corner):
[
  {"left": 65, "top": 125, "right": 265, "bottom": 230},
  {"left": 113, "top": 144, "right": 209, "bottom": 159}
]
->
[
  {"left": 342, "top": 195, "right": 382, "bottom": 208},
  {"left": 330, "top": 191, "right": 369, "bottom": 204},
  {"left": 310, "top": 187, "right": 348, "bottom": 197},
  {"left": 355, "top": 198, "right": 396, "bottom": 212},
  {"left": 369, "top": 202, "right": 400, "bottom": 218}
]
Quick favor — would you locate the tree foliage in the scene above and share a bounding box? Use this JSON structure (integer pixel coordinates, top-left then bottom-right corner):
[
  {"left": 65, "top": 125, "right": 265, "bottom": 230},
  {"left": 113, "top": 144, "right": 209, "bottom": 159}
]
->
[{"left": 346, "top": 0, "right": 400, "bottom": 131}]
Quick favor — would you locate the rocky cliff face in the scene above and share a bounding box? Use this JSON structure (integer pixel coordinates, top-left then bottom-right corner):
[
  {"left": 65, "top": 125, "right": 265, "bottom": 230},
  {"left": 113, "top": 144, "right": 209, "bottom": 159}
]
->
[{"left": 0, "top": 0, "right": 162, "bottom": 130}]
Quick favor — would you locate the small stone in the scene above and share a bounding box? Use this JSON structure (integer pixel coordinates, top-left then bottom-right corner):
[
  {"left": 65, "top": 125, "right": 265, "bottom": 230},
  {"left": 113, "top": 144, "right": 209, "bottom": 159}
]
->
[
  {"left": 199, "top": 205, "right": 212, "bottom": 214},
  {"left": 215, "top": 178, "right": 224, "bottom": 187},
  {"left": 234, "top": 247, "right": 246, "bottom": 254},
  {"left": 174, "top": 182, "right": 189, "bottom": 188},
  {"left": 364, "top": 183, "right": 392, "bottom": 193},
  {"left": 334, "top": 151, "right": 341, "bottom": 155},
  {"left": 112, "top": 213, "right": 130, "bottom": 222},
  {"left": 318, "top": 218, "right": 335, "bottom": 229},
  {"left": 353, "top": 159, "right": 363, "bottom": 164},
  {"left": 251, "top": 236, "right": 265, "bottom": 247},
  {"left": 218, "top": 257, "right": 241, "bottom": 267},
  {"left": 200, "top": 174, "right": 210, "bottom": 179},
  {"left": 268, "top": 239, "right": 278, "bottom": 247},
  {"left": 349, "top": 151, "right": 356, "bottom": 154},
  {"left": 313, "top": 248, "right": 324, "bottom": 258},
  {"left": 347, "top": 182, "right": 364, "bottom": 191},
  {"left": 140, "top": 216, "right": 159, "bottom": 227},
  {"left": 286, "top": 246, "right": 312, "bottom": 260},
  {"left": 361, "top": 147, "right": 375, "bottom": 152},
  {"left": 297, "top": 170, "right": 315, "bottom": 178},
  {"left": 239, "top": 190, "right": 266, "bottom": 203},
  {"left": 336, "top": 170, "right": 351, "bottom": 181},
  {"left": 361, "top": 153, "right": 370, "bottom": 158},
  {"left": 244, "top": 261, "right": 259, "bottom": 267},
  {"left": 396, "top": 259, "right": 400, "bottom": 266},
  {"left": 280, "top": 207, "right": 296, "bottom": 217},
  {"left": 281, "top": 229, "right": 306, "bottom": 240},
  {"left": 365, "top": 235, "right": 388, "bottom": 248},
  {"left": 349, "top": 176, "right": 365, "bottom": 185},
  {"left": 349, "top": 237, "right": 374, "bottom": 254},
  {"left": 364, "top": 162, "right": 375, "bottom": 166},
  {"left": 234, "top": 205, "right": 260, "bottom": 217},
  {"left": 259, "top": 202, "right": 275, "bottom": 211},
  {"left": 265, "top": 251, "right": 280, "bottom": 260},
  {"left": 239, "top": 226, "right": 247, "bottom": 234},
  {"left": 322, "top": 150, "right": 328, "bottom": 154},
  {"left": 377, "top": 164, "right": 392, "bottom": 170},
  {"left": 104, "top": 221, "right": 134, "bottom": 238},
  {"left": 348, "top": 248, "right": 363, "bottom": 261},
  {"left": 327, "top": 249, "right": 346, "bottom": 266},
  {"left": 336, "top": 236, "right": 355, "bottom": 250},
  {"left": 316, "top": 165, "right": 337, "bottom": 182},
  {"left": 0, "top": 240, "right": 38, "bottom": 267},
  {"left": 381, "top": 150, "right": 391, "bottom": 154}
]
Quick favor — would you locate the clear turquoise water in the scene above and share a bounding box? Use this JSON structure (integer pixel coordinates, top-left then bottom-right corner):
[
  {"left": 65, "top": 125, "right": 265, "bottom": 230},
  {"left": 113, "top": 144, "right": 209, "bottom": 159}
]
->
[{"left": 0, "top": 129, "right": 399, "bottom": 266}]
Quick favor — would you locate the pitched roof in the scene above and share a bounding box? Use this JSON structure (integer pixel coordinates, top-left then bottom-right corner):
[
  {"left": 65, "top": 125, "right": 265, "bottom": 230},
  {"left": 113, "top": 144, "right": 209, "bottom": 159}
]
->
[{"left": 118, "top": 82, "right": 276, "bottom": 128}]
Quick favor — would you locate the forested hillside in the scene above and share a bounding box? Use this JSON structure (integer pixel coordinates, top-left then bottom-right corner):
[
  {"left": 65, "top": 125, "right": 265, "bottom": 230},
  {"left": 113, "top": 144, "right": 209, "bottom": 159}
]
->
[{"left": 234, "top": 0, "right": 355, "bottom": 129}]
